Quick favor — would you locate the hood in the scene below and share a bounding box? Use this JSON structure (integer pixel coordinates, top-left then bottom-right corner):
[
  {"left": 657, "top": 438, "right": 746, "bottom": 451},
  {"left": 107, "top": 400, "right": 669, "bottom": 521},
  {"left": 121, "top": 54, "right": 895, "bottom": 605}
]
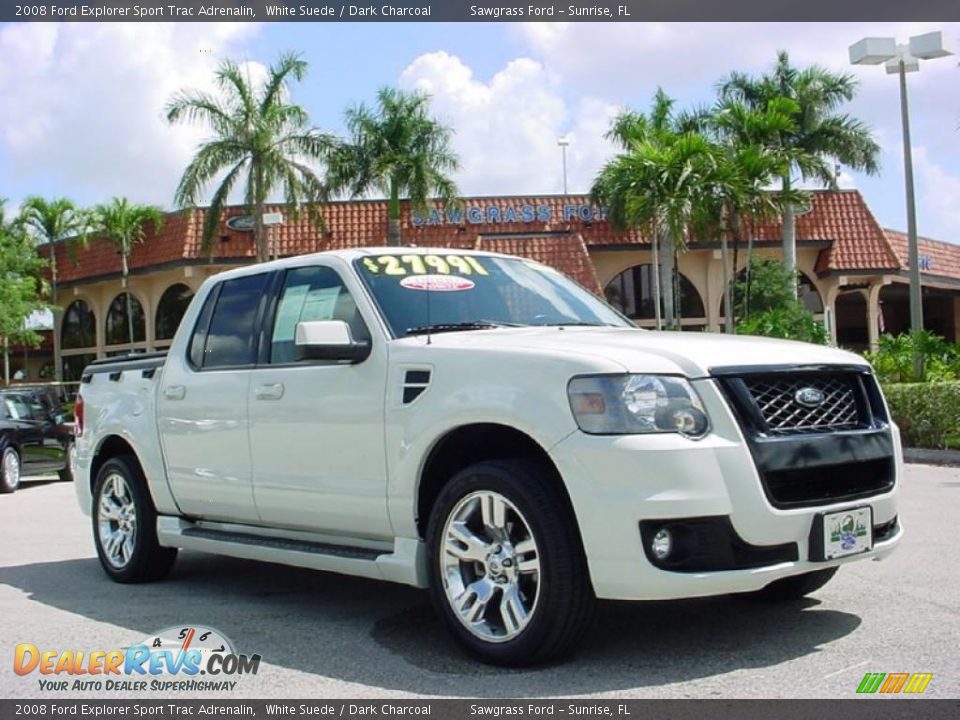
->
[{"left": 396, "top": 327, "right": 869, "bottom": 378}]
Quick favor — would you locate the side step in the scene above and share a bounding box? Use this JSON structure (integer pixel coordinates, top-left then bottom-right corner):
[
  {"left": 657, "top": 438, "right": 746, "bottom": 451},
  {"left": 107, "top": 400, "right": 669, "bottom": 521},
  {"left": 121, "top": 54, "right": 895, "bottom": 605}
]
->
[{"left": 157, "top": 517, "right": 427, "bottom": 588}]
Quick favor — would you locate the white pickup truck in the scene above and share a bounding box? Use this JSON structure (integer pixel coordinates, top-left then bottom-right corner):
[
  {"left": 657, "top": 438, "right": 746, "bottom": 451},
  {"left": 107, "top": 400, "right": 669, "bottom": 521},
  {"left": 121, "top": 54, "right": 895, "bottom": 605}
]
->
[{"left": 74, "top": 247, "right": 902, "bottom": 665}]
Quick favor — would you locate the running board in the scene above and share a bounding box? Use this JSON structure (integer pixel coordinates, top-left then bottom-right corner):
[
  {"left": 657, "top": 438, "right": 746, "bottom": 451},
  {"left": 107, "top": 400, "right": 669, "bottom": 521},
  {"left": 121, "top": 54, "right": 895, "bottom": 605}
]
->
[{"left": 156, "top": 517, "right": 428, "bottom": 588}]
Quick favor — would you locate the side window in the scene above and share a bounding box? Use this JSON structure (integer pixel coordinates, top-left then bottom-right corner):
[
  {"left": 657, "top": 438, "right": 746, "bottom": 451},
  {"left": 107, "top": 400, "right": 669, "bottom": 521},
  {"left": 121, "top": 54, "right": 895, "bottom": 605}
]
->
[
  {"left": 5, "top": 397, "right": 29, "bottom": 421},
  {"left": 196, "top": 273, "right": 270, "bottom": 369},
  {"left": 270, "top": 266, "right": 368, "bottom": 364}
]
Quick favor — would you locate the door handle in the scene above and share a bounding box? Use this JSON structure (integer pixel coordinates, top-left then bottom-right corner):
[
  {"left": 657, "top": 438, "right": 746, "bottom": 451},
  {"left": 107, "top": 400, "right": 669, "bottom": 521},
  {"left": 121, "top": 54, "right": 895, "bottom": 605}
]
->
[
  {"left": 254, "top": 383, "right": 285, "bottom": 400},
  {"left": 163, "top": 385, "right": 186, "bottom": 401}
]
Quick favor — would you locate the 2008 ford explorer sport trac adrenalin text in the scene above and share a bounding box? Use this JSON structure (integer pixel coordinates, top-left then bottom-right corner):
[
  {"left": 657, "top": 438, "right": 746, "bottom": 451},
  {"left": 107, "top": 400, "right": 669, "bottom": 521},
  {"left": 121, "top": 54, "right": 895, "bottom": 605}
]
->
[{"left": 74, "top": 248, "right": 902, "bottom": 665}]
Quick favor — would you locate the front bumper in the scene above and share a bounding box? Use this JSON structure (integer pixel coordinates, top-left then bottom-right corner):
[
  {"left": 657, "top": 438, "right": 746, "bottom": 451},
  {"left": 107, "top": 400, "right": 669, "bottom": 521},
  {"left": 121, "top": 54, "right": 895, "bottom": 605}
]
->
[{"left": 548, "top": 378, "right": 902, "bottom": 601}]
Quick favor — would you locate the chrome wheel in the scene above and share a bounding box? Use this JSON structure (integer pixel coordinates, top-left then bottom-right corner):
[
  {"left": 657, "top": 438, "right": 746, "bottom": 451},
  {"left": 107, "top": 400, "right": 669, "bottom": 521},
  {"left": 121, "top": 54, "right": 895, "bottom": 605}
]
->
[
  {"left": 440, "top": 490, "right": 541, "bottom": 643},
  {"left": 97, "top": 472, "right": 137, "bottom": 569},
  {"left": 2, "top": 449, "right": 20, "bottom": 491}
]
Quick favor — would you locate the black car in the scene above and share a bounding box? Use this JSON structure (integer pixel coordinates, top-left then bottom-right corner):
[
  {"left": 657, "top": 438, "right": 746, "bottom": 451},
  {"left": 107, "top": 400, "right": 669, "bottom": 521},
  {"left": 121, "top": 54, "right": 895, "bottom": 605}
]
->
[{"left": 0, "top": 390, "right": 74, "bottom": 493}]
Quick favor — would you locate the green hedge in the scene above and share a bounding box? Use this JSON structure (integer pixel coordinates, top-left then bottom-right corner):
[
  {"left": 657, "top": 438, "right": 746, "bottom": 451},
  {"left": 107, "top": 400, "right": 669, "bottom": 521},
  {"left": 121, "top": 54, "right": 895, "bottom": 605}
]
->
[{"left": 882, "top": 382, "right": 960, "bottom": 449}]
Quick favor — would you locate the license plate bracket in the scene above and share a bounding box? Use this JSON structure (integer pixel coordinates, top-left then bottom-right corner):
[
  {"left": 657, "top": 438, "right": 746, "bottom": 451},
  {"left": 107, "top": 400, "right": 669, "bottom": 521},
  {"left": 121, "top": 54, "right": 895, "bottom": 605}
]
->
[{"left": 809, "top": 507, "right": 873, "bottom": 561}]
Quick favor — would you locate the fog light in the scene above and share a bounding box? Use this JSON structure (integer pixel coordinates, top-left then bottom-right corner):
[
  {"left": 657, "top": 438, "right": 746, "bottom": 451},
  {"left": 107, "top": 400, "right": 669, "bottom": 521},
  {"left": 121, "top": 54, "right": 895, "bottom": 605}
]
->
[{"left": 651, "top": 528, "right": 673, "bottom": 560}]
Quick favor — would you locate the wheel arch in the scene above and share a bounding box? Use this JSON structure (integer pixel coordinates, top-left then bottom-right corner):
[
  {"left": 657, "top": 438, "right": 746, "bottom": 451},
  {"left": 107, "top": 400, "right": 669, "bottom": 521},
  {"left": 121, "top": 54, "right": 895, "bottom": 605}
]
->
[
  {"left": 90, "top": 435, "right": 145, "bottom": 493},
  {"left": 416, "top": 423, "right": 577, "bottom": 540},
  {"left": 0, "top": 431, "right": 21, "bottom": 456}
]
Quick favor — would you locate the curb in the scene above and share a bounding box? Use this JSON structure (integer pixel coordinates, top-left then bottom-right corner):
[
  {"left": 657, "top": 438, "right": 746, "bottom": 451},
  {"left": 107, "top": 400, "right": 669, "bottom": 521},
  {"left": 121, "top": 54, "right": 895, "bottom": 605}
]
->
[{"left": 903, "top": 448, "right": 960, "bottom": 467}]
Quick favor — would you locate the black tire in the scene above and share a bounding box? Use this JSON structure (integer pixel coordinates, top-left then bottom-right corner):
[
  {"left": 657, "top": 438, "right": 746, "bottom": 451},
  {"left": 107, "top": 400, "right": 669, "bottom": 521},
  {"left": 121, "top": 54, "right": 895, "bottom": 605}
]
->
[
  {"left": 755, "top": 567, "right": 838, "bottom": 602},
  {"left": 0, "top": 446, "right": 21, "bottom": 494},
  {"left": 426, "top": 459, "right": 595, "bottom": 666},
  {"left": 92, "top": 455, "right": 177, "bottom": 583},
  {"left": 58, "top": 444, "right": 74, "bottom": 483}
]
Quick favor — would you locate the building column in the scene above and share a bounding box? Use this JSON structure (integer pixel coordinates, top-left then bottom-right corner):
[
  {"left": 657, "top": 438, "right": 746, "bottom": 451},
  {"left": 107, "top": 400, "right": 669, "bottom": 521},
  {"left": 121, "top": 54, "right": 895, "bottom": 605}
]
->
[
  {"left": 824, "top": 283, "right": 842, "bottom": 346},
  {"left": 705, "top": 250, "right": 724, "bottom": 333},
  {"left": 866, "top": 282, "right": 885, "bottom": 352}
]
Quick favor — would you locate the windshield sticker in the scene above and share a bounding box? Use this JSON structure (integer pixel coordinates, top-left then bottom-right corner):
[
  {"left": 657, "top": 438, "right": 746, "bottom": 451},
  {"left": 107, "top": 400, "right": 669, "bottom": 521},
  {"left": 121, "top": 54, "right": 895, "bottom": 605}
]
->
[
  {"left": 399, "top": 275, "right": 476, "bottom": 292},
  {"left": 362, "top": 254, "right": 488, "bottom": 276}
]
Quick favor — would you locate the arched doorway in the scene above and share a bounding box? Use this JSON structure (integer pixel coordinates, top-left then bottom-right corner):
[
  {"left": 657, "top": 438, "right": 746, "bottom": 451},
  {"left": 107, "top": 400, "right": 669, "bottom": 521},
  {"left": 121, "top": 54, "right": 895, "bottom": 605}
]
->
[
  {"left": 604, "top": 264, "right": 706, "bottom": 330},
  {"left": 105, "top": 292, "right": 146, "bottom": 347},
  {"left": 155, "top": 284, "right": 195, "bottom": 346},
  {"left": 835, "top": 291, "right": 868, "bottom": 350},
  {"left": 61, "top": 299, "right": 97, "bottom": 382}
]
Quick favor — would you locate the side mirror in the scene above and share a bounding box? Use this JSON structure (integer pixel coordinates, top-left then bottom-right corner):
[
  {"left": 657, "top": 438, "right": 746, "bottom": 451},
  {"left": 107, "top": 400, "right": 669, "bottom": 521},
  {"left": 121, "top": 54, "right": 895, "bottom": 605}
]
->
[{"left": 294, "top": 320, "right": 371, "bottom": 363}]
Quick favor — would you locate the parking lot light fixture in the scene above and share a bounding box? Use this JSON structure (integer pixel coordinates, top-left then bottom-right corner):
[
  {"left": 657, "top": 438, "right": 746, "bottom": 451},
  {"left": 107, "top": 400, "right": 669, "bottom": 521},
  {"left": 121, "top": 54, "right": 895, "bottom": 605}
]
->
[{"left": 849, "top": 31, "right": 954, "bottom": 379}]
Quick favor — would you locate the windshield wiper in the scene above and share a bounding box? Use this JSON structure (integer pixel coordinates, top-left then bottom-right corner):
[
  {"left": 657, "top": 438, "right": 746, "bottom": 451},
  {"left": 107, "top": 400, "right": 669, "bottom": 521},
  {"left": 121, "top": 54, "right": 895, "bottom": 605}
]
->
[
  {"left": 405, "top": 321, "right": 524, "bottom": 336},
  {"left": 538, "top": 321, "right": 614, "bottom": 327}
]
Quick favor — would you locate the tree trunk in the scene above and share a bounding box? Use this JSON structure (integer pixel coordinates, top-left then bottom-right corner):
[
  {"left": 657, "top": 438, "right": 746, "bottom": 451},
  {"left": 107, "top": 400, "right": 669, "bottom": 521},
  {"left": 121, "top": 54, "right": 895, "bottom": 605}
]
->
[
  {"left": 253, "top": 164, "right": 269, "bottom": 263},
  {"left": 721, "top": 215, "right": 733, "bottom": 334},
  {"left": 781, "top": 175, "right": 798, "bottom": 298},
  {"left": 122, "top": 250, "right": 135, "bottom": 352},
  {"left": 651, "top": 221, "right": 662, "bottom": 331},
  {"left": 660, "top": 233, "right": 676, "bottom": 329},
  {"left": 3, "top": 337, "right": 9, "bottom": 385},
  {"left": 388, "top": 178, "right": 401, "bottom": 247},
  {"left": 745, "top": 228, "right": 755, "bottom": 320},
  {"left": 673, "top": 246, "right": 682, "bottom": 331},
  {"left": 49, "top": 242, "right": 62, "bottom": 382}
]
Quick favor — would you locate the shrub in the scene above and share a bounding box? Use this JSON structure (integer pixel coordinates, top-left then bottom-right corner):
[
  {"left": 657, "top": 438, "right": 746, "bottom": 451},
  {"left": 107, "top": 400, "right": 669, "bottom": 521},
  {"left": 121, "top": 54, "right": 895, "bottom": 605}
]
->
[
  {"left": 882, "top": 382, "right": 960, "bottom": 449},
  {"left": 736, "top": 304, "right": 829, "bottom": 344},
  {"left": 732, "top": 258, "right": 828, "bottom": 345},
  {"left": 865, "top": 331, "right": 960, "bottom": 383}
]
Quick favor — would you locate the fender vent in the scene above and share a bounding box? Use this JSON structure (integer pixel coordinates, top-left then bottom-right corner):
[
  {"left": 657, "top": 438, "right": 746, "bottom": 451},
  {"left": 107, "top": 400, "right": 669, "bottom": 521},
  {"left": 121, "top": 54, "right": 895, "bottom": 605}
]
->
[{"left": 402, "top": 369, "right": 431, "bottom": 404}]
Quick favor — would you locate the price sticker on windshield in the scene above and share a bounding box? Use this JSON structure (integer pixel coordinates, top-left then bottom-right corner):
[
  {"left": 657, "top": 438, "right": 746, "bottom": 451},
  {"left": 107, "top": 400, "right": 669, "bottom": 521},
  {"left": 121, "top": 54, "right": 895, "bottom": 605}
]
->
[{"left": 361, "top": 254, "right": 488, "bottom": 276}]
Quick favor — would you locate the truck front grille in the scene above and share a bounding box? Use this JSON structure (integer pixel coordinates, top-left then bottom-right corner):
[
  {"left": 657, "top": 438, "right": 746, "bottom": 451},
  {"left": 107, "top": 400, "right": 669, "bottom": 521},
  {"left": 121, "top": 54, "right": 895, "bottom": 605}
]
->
[
  {"left": 742, "top": 374, "right": 860, "bottom": 434},
  {"left": 713, "top": 366, "right": 895, "bottom": 508}
]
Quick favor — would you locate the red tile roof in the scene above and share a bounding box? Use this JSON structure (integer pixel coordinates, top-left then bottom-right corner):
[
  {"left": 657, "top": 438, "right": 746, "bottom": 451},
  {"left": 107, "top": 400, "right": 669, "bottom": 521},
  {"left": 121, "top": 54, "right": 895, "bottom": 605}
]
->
[
  {"left": 52, "top": 190, "right": 934, "bottom": 286},
  {"left": 883, "top": 229, "right": 960, "bottom": 282}
]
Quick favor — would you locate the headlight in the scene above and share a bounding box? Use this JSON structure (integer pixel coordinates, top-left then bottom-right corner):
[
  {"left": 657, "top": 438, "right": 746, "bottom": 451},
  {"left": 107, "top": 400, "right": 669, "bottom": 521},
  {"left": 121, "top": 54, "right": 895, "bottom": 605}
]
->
[{"left": 567, "top": 374, "right": 710, "bottom": 438}]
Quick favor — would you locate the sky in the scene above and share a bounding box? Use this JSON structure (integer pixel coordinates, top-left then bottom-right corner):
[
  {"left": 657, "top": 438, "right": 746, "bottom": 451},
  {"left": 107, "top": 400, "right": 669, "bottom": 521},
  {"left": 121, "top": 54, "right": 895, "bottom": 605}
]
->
[{"left": 0, "top": 21, "right": 958, "bottom": 243}]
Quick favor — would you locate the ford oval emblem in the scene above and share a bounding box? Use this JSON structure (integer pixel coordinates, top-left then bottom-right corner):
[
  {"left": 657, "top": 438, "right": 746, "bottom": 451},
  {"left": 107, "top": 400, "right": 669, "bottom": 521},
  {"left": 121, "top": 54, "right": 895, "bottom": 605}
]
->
[{"left": 795, "top": 387, "right": 825, "bottom": 408}]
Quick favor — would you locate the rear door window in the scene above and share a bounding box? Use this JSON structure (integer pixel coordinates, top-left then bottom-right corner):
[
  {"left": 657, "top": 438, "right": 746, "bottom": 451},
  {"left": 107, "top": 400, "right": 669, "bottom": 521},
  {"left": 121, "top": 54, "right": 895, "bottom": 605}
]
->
[{"left": 193, "top": 273, "right": 270, "bottom": 369}]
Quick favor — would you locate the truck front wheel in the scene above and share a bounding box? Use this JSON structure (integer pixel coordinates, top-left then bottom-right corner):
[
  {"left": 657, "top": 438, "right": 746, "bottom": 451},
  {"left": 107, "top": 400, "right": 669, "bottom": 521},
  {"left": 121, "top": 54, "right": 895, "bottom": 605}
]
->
[
  {"left": 426, "top": 459, "right": 595, "bottom": 666},
  {"left": 93, "top": 455, "right": 177, "bottom": 583}
]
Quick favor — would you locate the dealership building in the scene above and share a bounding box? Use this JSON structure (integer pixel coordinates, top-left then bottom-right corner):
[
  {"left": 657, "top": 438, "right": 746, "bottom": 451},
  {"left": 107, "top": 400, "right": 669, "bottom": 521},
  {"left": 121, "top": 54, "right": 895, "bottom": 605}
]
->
[{"left": 10, "top": 189, "right": 960, "bottom": 382}]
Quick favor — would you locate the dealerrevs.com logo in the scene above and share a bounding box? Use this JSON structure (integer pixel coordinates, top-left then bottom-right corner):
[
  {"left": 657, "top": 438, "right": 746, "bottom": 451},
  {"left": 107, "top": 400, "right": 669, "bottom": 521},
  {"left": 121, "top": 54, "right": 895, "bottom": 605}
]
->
[{"left": 14, "top": 625, "right": 261, "bottom": 693}]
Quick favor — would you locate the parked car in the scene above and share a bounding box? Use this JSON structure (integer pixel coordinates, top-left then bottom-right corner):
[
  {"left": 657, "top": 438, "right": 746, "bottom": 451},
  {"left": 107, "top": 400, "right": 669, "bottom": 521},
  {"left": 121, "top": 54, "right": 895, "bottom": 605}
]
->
[
  {"left": 0, "top": 390, "right": 74, "bottom": 493},
  {"left": 73, "top": 248, "right": 902, "bottom": 665}
]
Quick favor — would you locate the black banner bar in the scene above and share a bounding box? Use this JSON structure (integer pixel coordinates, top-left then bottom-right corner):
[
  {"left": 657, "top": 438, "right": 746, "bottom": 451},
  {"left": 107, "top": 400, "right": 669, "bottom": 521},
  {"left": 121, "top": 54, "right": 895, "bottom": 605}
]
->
[
  {"left": 2, "top": 700, "right": 960, "bottom": 720},
  {"left": 3, "top": 0, "right": 960, "bottom": 22}
]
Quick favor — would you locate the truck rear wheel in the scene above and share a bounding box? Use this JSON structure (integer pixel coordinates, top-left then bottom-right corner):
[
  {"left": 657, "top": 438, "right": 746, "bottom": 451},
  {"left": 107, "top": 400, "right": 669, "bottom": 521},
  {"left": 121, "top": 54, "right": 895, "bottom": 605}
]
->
[
  {"left": 93, "top": 455, "right": 177, "bottom": 583},
  {"left": 755, "top": 567, "right": 838, "bottom": 601},
  {"left": 426, "top": 459, "right": 595, "bottom": 666}
]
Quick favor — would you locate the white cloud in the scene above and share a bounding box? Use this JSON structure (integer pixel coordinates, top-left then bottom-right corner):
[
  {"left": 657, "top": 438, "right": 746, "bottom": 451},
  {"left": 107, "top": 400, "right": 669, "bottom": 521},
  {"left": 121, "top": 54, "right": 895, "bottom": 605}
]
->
[
  {"left": 914, "top": 147, "right": 960, "bottom": 242},
  {"left": 399, "top": 50, "right": 618, "bottom": 196},
  {"left": 0, "top": 22, "right": 259, "bottom": 209}
]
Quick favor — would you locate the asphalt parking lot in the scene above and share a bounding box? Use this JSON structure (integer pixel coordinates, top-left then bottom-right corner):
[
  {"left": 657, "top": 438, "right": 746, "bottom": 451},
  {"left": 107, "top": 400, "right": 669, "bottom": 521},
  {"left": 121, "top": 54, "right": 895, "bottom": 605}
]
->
[{"left": 1, "top": 464, "right": 958, "bottom": 700}]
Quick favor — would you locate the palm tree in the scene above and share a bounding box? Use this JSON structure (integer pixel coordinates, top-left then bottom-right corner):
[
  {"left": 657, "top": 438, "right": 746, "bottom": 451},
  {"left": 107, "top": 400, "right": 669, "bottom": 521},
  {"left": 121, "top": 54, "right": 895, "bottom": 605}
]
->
[
  {"left": 694, "top": 97, "right": 808, "bottom": 331},
  {"left": 0, "top": 200, "right": 49, "bottom": 382},
  {"left": 718, "top": 51, "right": 881, "bottom": 287},
  {"left": 593, "top": 90, "right": 720, "bottom": 329},
  {"left": 328, "top": 87, "right": 460, "bottom": 247},
  {"left": 19, "top": 197, "right": 88, "bottom": 381},
  {"left": 166, "top": 52, "right": 335, "bottom": 263},
  {"left": 90, "top": 198, "right": 164, "bottom": 351}
]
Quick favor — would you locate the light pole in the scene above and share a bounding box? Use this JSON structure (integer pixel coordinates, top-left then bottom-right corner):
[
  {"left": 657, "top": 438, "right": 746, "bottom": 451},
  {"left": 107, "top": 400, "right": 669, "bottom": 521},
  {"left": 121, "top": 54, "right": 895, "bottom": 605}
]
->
[
  {"left": 849, "top": 32, "right": 953, "bottom": 378},
  {"left": 557, "top": 136, "right": 570, "bottom": 195}
]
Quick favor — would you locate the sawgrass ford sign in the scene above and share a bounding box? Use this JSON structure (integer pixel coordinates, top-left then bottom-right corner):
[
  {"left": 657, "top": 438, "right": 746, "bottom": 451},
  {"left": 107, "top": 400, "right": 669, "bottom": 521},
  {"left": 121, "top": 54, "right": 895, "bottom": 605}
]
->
[{"left": 412, "top": 202, "right": 605, "bottom": 227}]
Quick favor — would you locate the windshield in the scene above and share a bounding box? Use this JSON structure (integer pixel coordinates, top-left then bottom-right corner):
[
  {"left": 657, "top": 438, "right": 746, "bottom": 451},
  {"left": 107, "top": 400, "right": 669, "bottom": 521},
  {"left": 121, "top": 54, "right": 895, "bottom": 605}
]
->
[{"left": 354, "top": 253, "right": 632, "bottom": 338}]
